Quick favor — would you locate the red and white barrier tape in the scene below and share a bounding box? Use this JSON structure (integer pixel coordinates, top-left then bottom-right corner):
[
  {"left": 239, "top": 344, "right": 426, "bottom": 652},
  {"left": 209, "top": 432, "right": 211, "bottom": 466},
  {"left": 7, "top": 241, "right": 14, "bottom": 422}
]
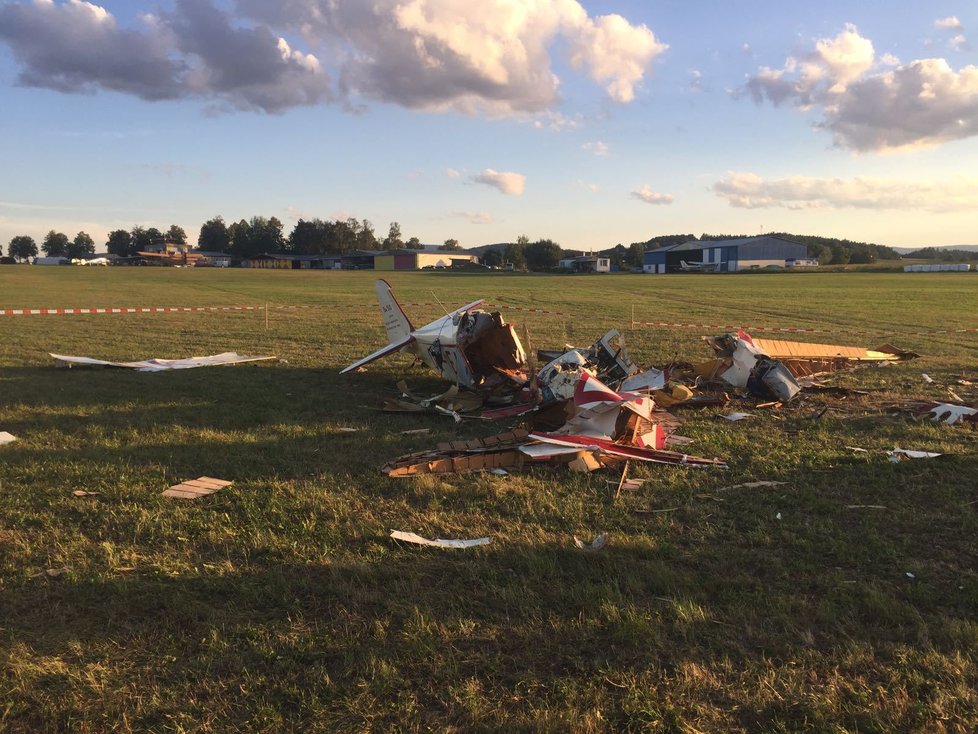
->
[
  {"left": 2, "top": 300, "right": 974, "bottom": 338},
  {"left": 0, "top": 305, "right": 263, "bottom": 316}
]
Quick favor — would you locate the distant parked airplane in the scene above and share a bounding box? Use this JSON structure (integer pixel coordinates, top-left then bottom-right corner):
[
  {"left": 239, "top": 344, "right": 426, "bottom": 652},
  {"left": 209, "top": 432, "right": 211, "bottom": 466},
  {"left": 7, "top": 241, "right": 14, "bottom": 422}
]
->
[{"left": 679, "top": 260, "right": 717, "bottom": 272}]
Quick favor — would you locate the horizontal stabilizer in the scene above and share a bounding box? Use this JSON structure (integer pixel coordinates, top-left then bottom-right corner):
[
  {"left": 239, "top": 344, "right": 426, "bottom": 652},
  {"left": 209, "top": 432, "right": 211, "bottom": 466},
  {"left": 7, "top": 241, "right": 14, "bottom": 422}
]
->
[{"left": 340, "top": 336, "right": 414, "bottom": 374}]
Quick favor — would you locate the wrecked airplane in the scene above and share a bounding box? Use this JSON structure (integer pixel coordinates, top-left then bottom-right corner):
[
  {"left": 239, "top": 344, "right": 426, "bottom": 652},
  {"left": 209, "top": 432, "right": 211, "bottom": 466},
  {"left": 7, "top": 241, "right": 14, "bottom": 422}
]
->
[{"left": 341, "top": 280, "right": 527, "bottom": 391}]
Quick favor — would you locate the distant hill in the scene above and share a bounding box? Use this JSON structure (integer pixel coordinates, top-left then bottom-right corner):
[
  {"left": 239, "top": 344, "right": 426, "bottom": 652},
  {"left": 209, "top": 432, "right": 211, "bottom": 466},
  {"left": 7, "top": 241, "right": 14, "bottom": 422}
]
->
[
  {"left": 893, "top": 245, "right": 978, "bottom": 255},
  {"left": 466, "top": 242, "right": 510, "bottom": 257}
]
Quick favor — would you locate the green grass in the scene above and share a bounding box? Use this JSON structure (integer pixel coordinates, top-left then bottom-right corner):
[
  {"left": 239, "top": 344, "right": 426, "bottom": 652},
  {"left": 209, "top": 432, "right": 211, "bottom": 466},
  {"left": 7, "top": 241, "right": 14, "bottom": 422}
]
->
[{"left": 1, "top": 267, "right": 977, "bottom": 732}]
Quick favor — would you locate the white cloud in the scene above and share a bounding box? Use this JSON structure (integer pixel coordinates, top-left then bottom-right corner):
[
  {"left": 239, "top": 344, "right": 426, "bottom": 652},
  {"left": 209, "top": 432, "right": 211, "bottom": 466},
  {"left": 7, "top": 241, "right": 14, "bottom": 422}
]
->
[
  {"left": 0, "top": 0, "right": 332, "bottom": 113},
  {"left": 631, "top": 185, "right": 673, "bottom": 205},
  {"left": 713, "top": 171, "right": 978, "bottom": 212},
  {"left": 471, "top": 168, "right": 526, "bottom": 195},
  {"left": 743, "top": 23, "right": 978, "bottom": 151},
  {"left": 688, "top": 68, "right": 702, "bottom": 92},
  {"left": 581, "top": 140, "right": 608, "bottom": 155},
  {"left": 0, "top": 0, "right": 664, "bottom": 116},
  {"left": 236, "top": 0, "right": 665, "bottom": 115},
  {"left": 935, "top": 17, "right": 962, "bottom": 31},
  {"left": 445, "top": 167, "right": 462, "bottom": 178},
  {"left": 564, "top": 10, "right": 667, "bottom": 103}
]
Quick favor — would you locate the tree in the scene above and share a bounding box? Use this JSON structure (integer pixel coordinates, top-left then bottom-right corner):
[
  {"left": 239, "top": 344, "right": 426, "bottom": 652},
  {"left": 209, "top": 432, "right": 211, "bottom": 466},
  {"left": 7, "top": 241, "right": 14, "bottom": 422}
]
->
[
  {"left": 481, "top": 248, "right": 503, "bottom": 267},
  {"left": 627, "top": 243, "right": 646, "bottom": 268},
  {"left": 524, "top": 239, "right": 562, "bottom": 271},
  {"left": 250, "top": 216, "right": 285, "bottom": 254},
  {"left": 41, "top": 230, "right": 69, "bottom": 257},
  {"left": 440, "top": 238, "right": 462, "bottom": 251},
  {"left": 130, "top": 226, "right": 154, "bottom": 255},
  {"left": 8, "top": 235, "right": 37, "bottom": 262},
  {"left": 289, "top": 219, "right": 330, "bottom": 255},
  {"left": 198, "top": 216, "right": 230, "bottom": 252},
  {"left": 105, "top": 229, "right": 131, "bottom": 257},
  {"left": 383, "top": 221, "right": 403, "bottom": 251},
  {"left": 228, "top": 219, "right": 252, "bottom": 258},
  {"left": 166, "top": 224, "right": 187, "bottom": 244},
  {"left": 503, "top": 241, "right": 526, "bottom": 270},
  {"left": 405, "top": 236, "right": 422, "bottom": 249},
  {"left": 356, "top": 219, "right": 378, "bottom": 250},
  {"left": 67, "top": 231, "right": 95, "bottom": 259},
  {"left": 829, "top": 243, "right": 850, "bottom": 265}
]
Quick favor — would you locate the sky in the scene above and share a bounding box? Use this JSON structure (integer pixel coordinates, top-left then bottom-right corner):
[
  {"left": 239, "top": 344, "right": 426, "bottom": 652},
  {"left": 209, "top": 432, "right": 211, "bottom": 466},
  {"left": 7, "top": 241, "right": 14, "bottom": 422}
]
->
[{"left": 0, "top": 0, "right": 976, "bottom": 252}]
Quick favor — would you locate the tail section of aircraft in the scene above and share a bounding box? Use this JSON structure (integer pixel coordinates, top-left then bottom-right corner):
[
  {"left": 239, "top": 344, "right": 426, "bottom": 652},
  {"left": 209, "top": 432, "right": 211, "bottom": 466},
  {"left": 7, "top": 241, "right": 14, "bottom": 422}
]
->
[
  {"left": 376, "top": 279, "right": 413, "bottom": 343},
  {"left": 340, "top": 279, "right": 416, "bottom": 374}
]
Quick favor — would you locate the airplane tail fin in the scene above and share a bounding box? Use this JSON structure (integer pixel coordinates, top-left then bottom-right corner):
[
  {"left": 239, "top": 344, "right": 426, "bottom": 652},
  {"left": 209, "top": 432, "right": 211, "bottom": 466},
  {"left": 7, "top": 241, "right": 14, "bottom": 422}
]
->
[
  {"left": 339, "top": 280, "right": 416, "bottom": 374},
  {"left": 376, "top": 279, "right": 414, "bottom": 343}
]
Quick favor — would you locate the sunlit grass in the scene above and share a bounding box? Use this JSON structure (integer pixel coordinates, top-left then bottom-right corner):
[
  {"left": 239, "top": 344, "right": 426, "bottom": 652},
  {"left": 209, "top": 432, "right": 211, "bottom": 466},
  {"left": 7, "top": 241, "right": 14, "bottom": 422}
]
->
[{"left": 0, "top": 268, "right": 976, "bottom": 731}]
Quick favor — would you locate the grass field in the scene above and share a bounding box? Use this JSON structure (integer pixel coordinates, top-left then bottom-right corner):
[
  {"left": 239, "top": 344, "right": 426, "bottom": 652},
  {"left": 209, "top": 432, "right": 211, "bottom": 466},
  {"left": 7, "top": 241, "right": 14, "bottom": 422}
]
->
[{"left": 1, "top": 267, "right": 977, "bottom": 732}]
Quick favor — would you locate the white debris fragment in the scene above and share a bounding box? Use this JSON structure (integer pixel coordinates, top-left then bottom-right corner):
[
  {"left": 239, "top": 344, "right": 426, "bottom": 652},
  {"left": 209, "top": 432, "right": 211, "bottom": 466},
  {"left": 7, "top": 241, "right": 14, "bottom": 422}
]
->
[
  {"left": 927, "top": 403, "right": 978, "bottom": 425},
  {"left": 888, "top": 448, "right": 943, "bottom": 462},
  {"left": 722, "top": 412, "right": 753, "bottom": 422},
  {"left": 51, "top": 352, "right": 276, "bottom": 371},
  {"left": 389, "top": 530, "right": 491, "bottom": 549},
  {"left": 0, "top": 431, "right": 17, "bottom": 446},
  {"left": 906, "top": 572, "right": 916, "bottom": 579},
  {"left": 573, "top": 533, "right": 608, "bottom": 551},
  {"left": 718, "top": 480, "right": 786, "bottom": 492},
  {"left": 922, "top": 373, "right": 934, "bottom": 384},
  {"left": 775, "top": 512, "right": 782, "bottom": 521}
]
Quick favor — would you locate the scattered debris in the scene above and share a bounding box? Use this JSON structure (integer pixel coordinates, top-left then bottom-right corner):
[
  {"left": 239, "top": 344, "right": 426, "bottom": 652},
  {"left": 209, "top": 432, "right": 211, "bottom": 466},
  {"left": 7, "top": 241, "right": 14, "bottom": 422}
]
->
[
  {"left": 389, "top": 530, "right": 491, "bottom": 549},
  {"left": 45, "top": 567, "right": 70, "bottom": 577},
  {"left": 489, "top": 468, "right": 509, "bottom": 476},
  {"left": 163, "top": 476, "right": 233, "bottom": 499},
  {"left": 695, "top": 330, "right": 915, "bottom": 392},
  {"left": 618, "top": 478, "right": 646, "bottom": 492},
  {"left": 776, "top": 512, "right": 782, "bottom": 521},
  {"left": 573, "top": 533, "right": 608, "bottom": 551},
  {"left": 922, "top": 373, "right": 934, "bottom": 384},
  {"left": 906, "top": 572, "right": 916, "bottom": 579},
  {"left": 0, "top": 431, "right": 17, "bottom": 446},
  {"left": 717, "top": 480, "right": 786, "bottom": 492},
  {"left": 887, "top": 448, "right": 943, "bottom": 463},
  {"left": 633, "top": 506, "right": 679, "bottom": 514},
  {"left": 72, "top": 490, "right": 99, "bottom": 497},
  {"left": 926, "top": 402, "right": 978, "bottom": 425},
  {"left": 845, "top": 446, "right": 869, "bottom": 453},
  {"left": 400, "top": 428, "right": 432, "bottom": 435},
  {"left": 722, "top": 412, "right": 753, "bottom": 422},
  {"left": 52, "top": 352, "right": 276, "bottom": 371},
  {"left": 338, "top": 427, "right": 360, "bottom": 433}
]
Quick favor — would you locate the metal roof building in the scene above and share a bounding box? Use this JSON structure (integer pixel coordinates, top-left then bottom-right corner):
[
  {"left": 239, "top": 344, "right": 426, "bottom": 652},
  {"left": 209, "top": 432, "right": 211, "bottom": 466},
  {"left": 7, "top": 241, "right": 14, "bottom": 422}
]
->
[{"left": 643, "top": 236, "right": 808, "bottom": 273}]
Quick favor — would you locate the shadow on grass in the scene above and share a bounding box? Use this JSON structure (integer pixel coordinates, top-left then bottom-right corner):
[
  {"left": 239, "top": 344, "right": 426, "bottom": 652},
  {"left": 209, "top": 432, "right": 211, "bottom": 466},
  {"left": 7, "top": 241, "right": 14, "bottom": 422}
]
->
[
  {"left": 2, "top": 363, "right": 978, "bottom": 731},
  {"left": 3, "top": 503, "right": 978, "bottom": 732}
]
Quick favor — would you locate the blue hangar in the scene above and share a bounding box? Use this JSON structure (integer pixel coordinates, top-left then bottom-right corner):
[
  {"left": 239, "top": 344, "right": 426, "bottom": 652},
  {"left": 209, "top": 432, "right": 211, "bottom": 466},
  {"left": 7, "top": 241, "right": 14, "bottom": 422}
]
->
[{"left": 643, "top": 235, "right": 811, "bottom": 274}]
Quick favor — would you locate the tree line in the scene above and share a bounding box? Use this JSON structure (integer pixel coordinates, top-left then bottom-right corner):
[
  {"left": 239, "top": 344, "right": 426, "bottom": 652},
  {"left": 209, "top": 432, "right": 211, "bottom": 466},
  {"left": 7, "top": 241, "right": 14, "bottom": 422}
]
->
[{"left": 2, "top": 216, "right": 569, "bottom": 271}]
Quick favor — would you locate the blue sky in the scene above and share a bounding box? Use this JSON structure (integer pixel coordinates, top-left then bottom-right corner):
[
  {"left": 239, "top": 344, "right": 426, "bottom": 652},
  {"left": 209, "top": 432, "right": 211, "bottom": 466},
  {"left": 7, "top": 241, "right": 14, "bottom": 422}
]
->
[{"left": 1, "top": 0, "right": 976, "bottom": 251}]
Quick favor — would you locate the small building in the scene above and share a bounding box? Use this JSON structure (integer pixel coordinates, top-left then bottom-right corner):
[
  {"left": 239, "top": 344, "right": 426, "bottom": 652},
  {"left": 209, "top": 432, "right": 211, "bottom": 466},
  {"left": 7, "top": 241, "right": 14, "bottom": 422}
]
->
[
  {"left": 644, "top": 236, "right": 808, "bottom": 274},
  {"left": 374, "top": 249, "right": 478, "bottom": 271},
  {"left": 193, "top": 250, "right": 232, "bottom": 268},
  {"left": 34, "top": 257, "right": 70, "bottom": 265},
  {"left": 559, "top": 255, "right": 611, "bottom": 273},
  {"left": 903, "top": 263, "right": 972, "bottom": 272}
]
